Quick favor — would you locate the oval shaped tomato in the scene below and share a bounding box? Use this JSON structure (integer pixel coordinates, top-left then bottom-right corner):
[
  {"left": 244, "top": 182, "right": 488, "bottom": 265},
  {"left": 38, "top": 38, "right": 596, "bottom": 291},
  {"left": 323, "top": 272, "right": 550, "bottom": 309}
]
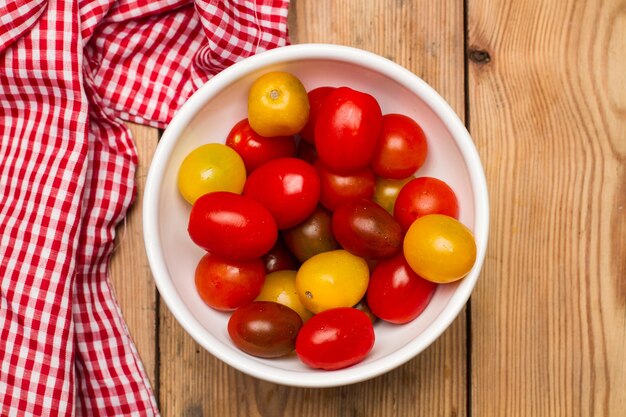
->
[
  {"left": 371, "top": 114, "right": 428, "bottom": 179},
  {"left": 282, "top": 205, "right": 339, "bottom": 263},
  {"left": 243, "top": 158, "right": 320, "bottom": 229},
  {"left": 314, "top": 87, "right": 382, "bottom": 173},
  {"left": 248, "top": 71, "right": 309, "bottom": 137},
  {"left": 255, "top": 270, "right": 313, "bottom": 322},
  {"left": 367, "top": 253, "right": 437, "bottom": 324},
  {"left": 262, "top": 235, "right": 299, "bottom": 273},
  {"left": 194, "top": 253, "right": 265, "bottom": 311},
  {"left": 295, "top": 250, "right": 369, "bottom": 314},
  {"left": 332, "top": 199, "right": 403, "bottom": 259},
  {"left": 394, "top": 176, "right": 459, "bottom": 231},
  {"left": 373, "top": 176, "right": 414, "bottom": 214},
  {"left": 177, "top": 143, "right": 246, "bottom": 204},
  {"left": 226, "top": 118, "right": 296, "bottom": 173},
  {"left": 314, "top": 160, "right": 375, "bottom": 211},
  {"left": 228, "top": 301, "right": 303, "bottom": 358},
  {"left": 403, "top": 214, "right": 477, "bottom": 283},
  {"left": 299, "top": 86, "right": 335, "bottom": 144},
  {"left": 296, "top": 307, "right": 375, "bottom": 370},
  {"left": 188, "top": 192, "right": 277, "bottom": 260}
]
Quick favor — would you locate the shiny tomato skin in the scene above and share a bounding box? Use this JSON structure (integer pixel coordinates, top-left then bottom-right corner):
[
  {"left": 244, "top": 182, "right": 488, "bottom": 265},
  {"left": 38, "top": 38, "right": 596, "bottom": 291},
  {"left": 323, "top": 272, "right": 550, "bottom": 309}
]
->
[
  {"left": 194, "top": 253, "right": 265, "bottom": 311},
  {"left": 371, "top": 114, "right": 428, "bottom": 179},
  {"left": 367, "top": 253, "right": 437, "bottom": 324},
  {"left": 296, "top": 307, "right": 375, "bottom": 370},
  {"left": 188, "top": 192, "right": 277, "bottom": 260},
  {"left": 228, "top": 301, "right": 303, "bottom": 358},
  {"left": 314, "top": 87, "right": 383, "bottom": 174},
  {"left": 226, "top": 118, "right": 296, "bottom": 173},
  {"left": 394, "top": 176, "right": 459, "bottom": 231},
  {"left": 332, "top": 199, "right": 403, "bottom": 259},
  {"left": 243, "top": 158, "right": 321, "bottom": 229},
  {"left": 314, "top": 160, "right": 375, "bottom": 211},
  {"left": 282, "top": 205, "right": 339, "bottom": 263},
  {"left": 299, "top": 86, "right": 335, "bottom": 144}
]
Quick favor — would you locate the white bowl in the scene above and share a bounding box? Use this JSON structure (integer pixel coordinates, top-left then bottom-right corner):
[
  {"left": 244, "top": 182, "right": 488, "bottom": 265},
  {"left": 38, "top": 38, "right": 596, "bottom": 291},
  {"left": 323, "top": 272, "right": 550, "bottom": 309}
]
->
[{"left": 143, "top": 44, "right": 489, "bottom": 387}]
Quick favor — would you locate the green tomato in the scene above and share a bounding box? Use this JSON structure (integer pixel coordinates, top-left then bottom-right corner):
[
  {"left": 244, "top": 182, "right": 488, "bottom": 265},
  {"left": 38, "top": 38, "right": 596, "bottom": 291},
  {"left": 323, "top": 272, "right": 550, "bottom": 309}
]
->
[{"left": 373, "top": 176, "right": 414, "bottom": 214}]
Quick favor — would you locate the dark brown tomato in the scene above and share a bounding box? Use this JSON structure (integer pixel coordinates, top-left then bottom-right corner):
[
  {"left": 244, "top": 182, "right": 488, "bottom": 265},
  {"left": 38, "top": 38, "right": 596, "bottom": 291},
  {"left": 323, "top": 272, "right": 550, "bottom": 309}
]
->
[
  {"left": 283, "top": 206, "right": 339, "bottom": 262},
  {"left": 228, "top": 301, "right": 303, "bottom": 358},
  {"left": 262, "top": 235, "right": 300, "bottom": 273},
  {"left": 332, "top": 199, "right": 403, "bottom": 259}
]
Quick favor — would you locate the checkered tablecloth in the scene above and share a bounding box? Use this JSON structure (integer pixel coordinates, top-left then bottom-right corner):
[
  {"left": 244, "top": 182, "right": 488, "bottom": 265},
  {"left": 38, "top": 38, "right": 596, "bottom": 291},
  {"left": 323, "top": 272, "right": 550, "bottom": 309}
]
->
[{"left": 0, "top": 1, "right": 289, "bottom": 415}]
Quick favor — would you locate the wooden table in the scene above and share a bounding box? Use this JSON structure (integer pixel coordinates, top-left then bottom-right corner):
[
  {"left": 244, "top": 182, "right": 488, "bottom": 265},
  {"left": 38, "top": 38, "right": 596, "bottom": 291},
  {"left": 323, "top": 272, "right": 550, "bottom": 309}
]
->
[{"left": 110, "top": 1, "right": 626, "bottom": 415}]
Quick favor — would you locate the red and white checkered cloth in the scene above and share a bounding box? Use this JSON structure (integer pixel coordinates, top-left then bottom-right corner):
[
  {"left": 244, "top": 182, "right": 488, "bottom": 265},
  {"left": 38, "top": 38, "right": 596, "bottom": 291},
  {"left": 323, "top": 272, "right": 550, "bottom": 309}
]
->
[{"left": 0, "top": 1, "right": 289, "bottom": 415}]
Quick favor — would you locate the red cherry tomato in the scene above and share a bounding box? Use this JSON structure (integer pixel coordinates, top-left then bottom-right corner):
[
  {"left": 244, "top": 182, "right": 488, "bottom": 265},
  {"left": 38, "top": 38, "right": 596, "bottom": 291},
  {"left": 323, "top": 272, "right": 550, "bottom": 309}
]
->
[
  {"left": 393, "top": 176, "right": 459, "bottom": 231},
  {"left": 295, "top": 307, "right": 375, "bottom": 370},
  {"left": 332, "top": 199, "right": 403, "bottom": 259},
  {"left": 228, "top": 301, "right": 303, "bottom": 358},
  {"left": 299, "top": 86, "right": 335, "bottom": 144},
  {"left": 226, "top": 118, "right": 297, "bottom": 173},
  {"left": 243, "top": 158, "right": 321, "bottom": 229},
  {"left": 367, "top": 253, "right": 437, "bottom": 324},
  {"left": 314, "top": 87, "right": 382, "bottom": 174},
  {"left": 194, "top": 253, "right": 265, "bottom": 311},
  {"left": 314, "top": 160, "right": 375, "bottom": 211},
  {"left": 262, "top": 235, "right": 300, "bottom": 273},
  {"left": 188, "top": 191, "right": 277, "bottom": 260},
  {"left": 371, "top": 114, "right": 428, "bottom": 179}
]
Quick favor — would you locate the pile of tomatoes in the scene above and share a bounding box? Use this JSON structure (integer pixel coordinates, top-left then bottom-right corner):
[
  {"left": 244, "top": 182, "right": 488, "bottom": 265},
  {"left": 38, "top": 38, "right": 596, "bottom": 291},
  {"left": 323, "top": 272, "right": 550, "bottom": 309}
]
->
[{"left": 177, "top": 71, "right": 477, "bottom": 371}]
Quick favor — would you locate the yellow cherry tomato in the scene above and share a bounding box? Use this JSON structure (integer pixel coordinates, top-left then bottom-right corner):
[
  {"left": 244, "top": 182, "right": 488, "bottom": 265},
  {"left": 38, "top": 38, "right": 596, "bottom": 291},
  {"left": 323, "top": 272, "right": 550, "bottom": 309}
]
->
[
  {"left": 177, "top": 143, "right": 246, "bottom": 205},
  {"left": 295, "top": 250, "right": 369, "bottom": 314},
  {"left": 403, "top": 214, "right": 477, "bottom": 283},
  {"left": 255, "top": 270, "right": 313, "bottom": 322},
  {"left": 248, "top": 71, "right": 310, "bottom": 137},
  {"left": 373, "top": 175, "right": 414, "bottom": 214}
]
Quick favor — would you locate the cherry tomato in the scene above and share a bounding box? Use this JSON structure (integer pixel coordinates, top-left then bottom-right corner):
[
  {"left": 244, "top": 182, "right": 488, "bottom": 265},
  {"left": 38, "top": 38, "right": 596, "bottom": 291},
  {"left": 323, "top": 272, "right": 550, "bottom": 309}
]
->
[
  {"left": 177, "top": 143, "right": 246, "bottom": 204},
  {"left": 226, "top": 118, "right": 296, "bottom": 173},
  {"left": 282, "top": 205, "right": 339, "bottom": 263},
  {"left": 394, "top": 176, "right": 459, "bottom": 231},
  {"left": 243, "top": 158, "right": 320, "bottom": 229},
  {"left": 296, "top": 307, "right": 375, "bottom": 370},
  {"left": 373, "top": 176, "right": 414, "bottom": 214},
  {"left": 255, "top": 270, "right": 313, "bottom": 322},
  {"left": 228, "top": 301, "right": 303, "bottom": 358},
  {"left": 295, "top": 250, "right": 369, "bottom": 314},
  {"left": 188, "top": 192, "right": 277, "bottom": 260},
  {"left": 299, "top": 86, "right": 335, "bottom": 144},
  {"left": 367, "top": 253, "right": 437, "bottom": 324},
  {"left": 371, "top": 114, "right": 428, "bottom": 179},
  {"left": 297, "top": 138, "right": 317, "bottom": 164},
  {"left": 248, "top": 71, "right": 310, "bottom": 137},
  {"left": 314, "top": 87, "right": 382, "bottom": 173},
  {"left": 314, "top": 160, "right": 375, "bottom": 211},
  {"left": 262, "top": 235, "right": 299, "bottom": 273},
  {"left": 332, "top": 199, "right": 403, "bottom": 259},
  {"left": 403, "top": 214, "right": 477, "bottom": 283},
  {"left": 194, "top": 253, "right": 265, "bottom": 311}
]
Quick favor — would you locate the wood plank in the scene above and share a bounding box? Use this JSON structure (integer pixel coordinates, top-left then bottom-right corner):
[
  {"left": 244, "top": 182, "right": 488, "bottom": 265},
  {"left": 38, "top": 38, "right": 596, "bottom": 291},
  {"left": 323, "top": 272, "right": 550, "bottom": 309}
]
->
[
  {"left": 109, "top": 123, "right": 160, "bottom": 391},
  {"left": 158, "top": 1, "right": 467, "bottom": 416},
  {"left": 468, "top": 0, "right": 626, "bottom": 415}
]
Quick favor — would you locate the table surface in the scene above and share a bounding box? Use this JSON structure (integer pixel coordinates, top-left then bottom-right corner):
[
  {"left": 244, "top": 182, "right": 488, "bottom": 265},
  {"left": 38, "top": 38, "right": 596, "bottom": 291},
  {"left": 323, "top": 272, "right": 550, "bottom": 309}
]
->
[{"left": 110, "top": 1, "right": 626, "bottom": 415}]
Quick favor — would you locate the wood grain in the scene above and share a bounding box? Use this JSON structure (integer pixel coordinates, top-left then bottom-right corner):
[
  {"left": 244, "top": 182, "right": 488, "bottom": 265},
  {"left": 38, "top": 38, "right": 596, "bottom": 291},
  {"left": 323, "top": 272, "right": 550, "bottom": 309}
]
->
[
  {"left": 158, "top": 1, "right": 468, "bottom": 416},
  {"left": 468, "top": 0, "right": 626, "bottom": 415},
  {"left": 109, "top": 123, "right": 159, "bottom": 391}
]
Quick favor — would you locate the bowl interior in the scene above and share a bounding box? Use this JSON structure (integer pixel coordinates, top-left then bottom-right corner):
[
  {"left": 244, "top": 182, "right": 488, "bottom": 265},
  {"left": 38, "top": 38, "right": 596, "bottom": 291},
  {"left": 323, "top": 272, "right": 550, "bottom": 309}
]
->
[{"left": 148, "top": 46, "right": 486, "bottom": 387}]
